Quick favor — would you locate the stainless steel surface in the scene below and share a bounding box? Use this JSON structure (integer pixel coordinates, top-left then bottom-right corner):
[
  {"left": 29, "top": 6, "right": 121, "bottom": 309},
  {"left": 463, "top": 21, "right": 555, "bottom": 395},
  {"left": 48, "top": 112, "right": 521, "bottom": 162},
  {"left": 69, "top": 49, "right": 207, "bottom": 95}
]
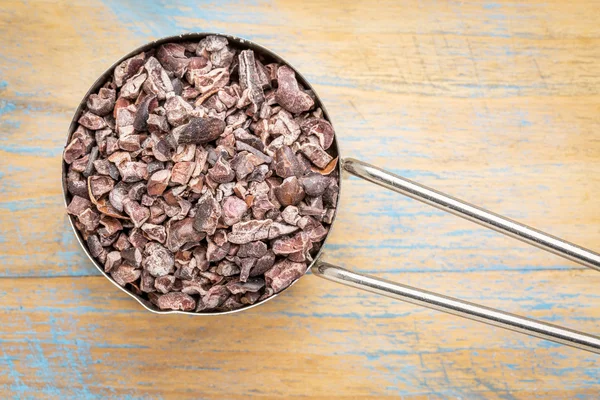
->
[
  {"left": 62, "top": 32, "right": 343, "bottom": 315},
  {"left": 312, "top": 261, "right": 600, "bottom": 354},
  {"left": 343, "top": 158, "right": 600, "bottom": 272}
]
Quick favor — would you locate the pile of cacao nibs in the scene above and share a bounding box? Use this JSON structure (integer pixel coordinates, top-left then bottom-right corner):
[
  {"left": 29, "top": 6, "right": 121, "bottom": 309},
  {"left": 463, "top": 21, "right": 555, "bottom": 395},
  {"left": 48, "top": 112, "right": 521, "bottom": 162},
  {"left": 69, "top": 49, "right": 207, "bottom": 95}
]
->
[{"left": 63, "top": 35, "right": 340, "bottom": 312}]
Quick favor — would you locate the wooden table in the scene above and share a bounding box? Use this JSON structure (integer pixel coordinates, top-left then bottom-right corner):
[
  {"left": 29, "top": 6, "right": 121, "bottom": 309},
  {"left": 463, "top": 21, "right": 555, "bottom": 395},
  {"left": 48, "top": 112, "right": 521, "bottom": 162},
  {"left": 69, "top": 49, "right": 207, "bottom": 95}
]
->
[{"left": 1, "top": 0, "right": 599, "bottom": 398}]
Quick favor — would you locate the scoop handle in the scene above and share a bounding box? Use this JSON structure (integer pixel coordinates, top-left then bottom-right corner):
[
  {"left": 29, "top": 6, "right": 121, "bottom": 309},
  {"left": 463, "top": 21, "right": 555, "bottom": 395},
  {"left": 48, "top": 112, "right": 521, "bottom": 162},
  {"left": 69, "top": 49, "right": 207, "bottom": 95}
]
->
[
  {"left": 342, "top": 158, "right": 600, "bottom": 271},
  {"left": 310, "top": 158, "right": 600, "bottom": 353},
  {"left": 311, "top": 261, "right": 600, "bottom": 354}
]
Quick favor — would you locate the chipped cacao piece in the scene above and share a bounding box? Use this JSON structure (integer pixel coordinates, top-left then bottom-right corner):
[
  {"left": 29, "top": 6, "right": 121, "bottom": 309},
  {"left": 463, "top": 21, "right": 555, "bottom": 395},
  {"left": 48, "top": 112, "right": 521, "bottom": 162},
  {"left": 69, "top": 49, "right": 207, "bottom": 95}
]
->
[
  {"left": 268, "top": 221, "right": 299, "bottom": 239},
  {"left": 67, "top": 175, "right": 90, "bottom": 199},
  {"left": 140, "top": 270, "right": 156, "bottom": 293},
  {"left": 203, "top": 35, "right": 228, "bottom": 52},
  {"left": 272, "top": 231, "right": 311, "bottom": 255},
  {"left": 66, "top": 196, "right": 93, "bottom": 216},
  {"left": 300, "top": 143, "right": 333, "bottom": 169},
  {"left": 143, "top": 56, "right": 174, "bottom": 100},
  {"left": 274, "top": 176, "right": 305, "bottom": 207},
  {"left": 288, "top": 250, "right": 306, "bottom": 263},
  {"left": 83, "top": 147, "right": 99, "bottom": 178},
  {"left": 211, "top": 45, "right": 235, "bottom": 69},
  {"left": 172, "top": 144, "right": 196, "bottom": 162},
  {"left": 87, "top": 234, "right": 106, "bottom": 261},
  {"left": 77, "top": 208, "right": 101, "bottom": 232},
  {"left": 251, "top": 193, "right": 276, "bottom": 219},
  {"left": 194, "top": 68, "right": 230, "bottom": 94},
  {"left": 216, "top": 260, "right": 240, "bottom": 276},
  {"left": 114, "top": 53, "right": 145, "bottom": 87},
  {"left": 121, "top": 72, "right": 147, "bottom": 100},
  {"left": 188, "top": 176, "right": 204, "bottom": 194},
  {"left": 235, "top": 141, "right": 272, "bottom": 164},
  {"left": 141, "top": 223, "right": 167, "bottom": 243},
  {"left": 143, "top": 242, "right": 175, "bottom": 277},
  {"left": 207, "top": 156, "right": 235, "bottom": 183},
  {"left": 95, "top": 198, "right": 128, "bottom": 220},
  {"left": 230, "top": 152, "right": 255, "bottom": 181},
  {"left": 233, "top": 128, "right": 264, "bottom": 151},
  {"left": 217, "top": 296, "right": 244, "bottom": 311},
  {"left": 237, "top": 241, "right": 267, "bottom": 258},
  {"left": 321, "top": 208, "right": 335, "bottom": 224},
  {"left": 233, "top": 181, "right": 247, "bottom": 198},
  {"left": 221, "top": 196, "right": 248, "bottom": 226},
  {"left": 275, "top": 65, "right": 314, "bottom": 114},
  {"left": 247, "top": 164, "right": 269, "bottom": 183},
  {"left": 93, "top": 158, "right": 115, "bottom": 178},
  {"left": 311, "top": 156, "right": 338, "bottom": 176},
  {"left": 118, "top": 161, "right": 148, "bottom": 183},
  {"left": 132, "top": 94, "right": 157, "bottom": 131},
  {"left": 87, "top": 88, "right": 116, "bottom": 117},
  {"left": 71, "top": 154, "right": 91, "bottom": 173},
  {"left": 206, "top": 239, "right": 230, "bottom": 262},
  {"left": 128, "top": 182, "right": 146, "bottom": 201},
  {"left": 157, "top": 43, "right": 190, "bottom": 78},
  {"left": 89, "top": 175, "right": 115, "bottom": 198},
  {"left": 172, "top": 116, "right": 225, "bottom": 145},
  {"left": 126, "top": 229, "right": 147, "bottom": 249},
  {"left": 154, "top": 274, "right": 176, "bottom": 294},
  {"left": 78, "top": 111, "right": 107, "bottom": 130},
  {"left": 238, "top": 50, "right": 265, "bottom": 114},
  {"left": 175, "top": 259, "right": 197, "bottom": 281},
  {"left": 121, "top": 247, "right": 143, "bottom": 267},
  {"left": 197, "top": 285, "right": 229, "bottom": 311},
  {"left": 241, "top": 291, "right": 261, "bottom": 305},
  {"left": 192, "top": 191, "right": 221, "bottom": 235},
  {"left": 273, "top": 146, "right": 301, "bottom": 178},
  {"left": 152, "top": 139, "right": 173, "bottom": 162},
  {"left": 186, "top": 56, "right": 212, "bottom": 85},
  {"left": 300, "top": 117, "right": 334, "bottom": 150},
  {"left": 323, "top": 180, "right": 339, "bottom": 208},
  {"left": 167, "top": 161, "right": 193, "bottom": 186},
  {"left": 111, "top": 234, "right": 130, "bottom": 252},
  {"left": 228, "top": 219, "right": 272, "bottom": 244},
  {"left": 271, "top": 110, "right": 301, "bottom": 145},
  {"left": 281, "top": 205, "right": 301, "bottom": 226},
  {"left": 123, "top": 199, "right": 150, "bottom": 228},
  {"left": 108, "top": 184, "right": 129, "bottom": 212},
  {"left": 299, "top": 173, "right": 330, "bottom": 196},
  {"left": 104, "top": 251, "right": 122, "bottom": 272},
  {"left": 63, "top": 137, "right": 87, "bottom": 164},
  {"left": 73, "top": 125, "right": 95, "bottom": 151},
  {"left": 181, "top": 277, "right": 208, "bottom": 296},
  {"left": 111, "top": 264, "right": 141, "bottom": 287},
  {"left": 118, "top": 134, "right": 143, "bottom": 152},
  {"left": 165, "top": 95, "right": 193, "bottom": 127},
  {"left": 147, "top": 113, "right": 170, "bottom": 135},
  {"left": 265, "top": 259, "right": 306, "bottom": 293},
  {"left": 99, "top": 215, "right": 123, "bottom": 236},
  {"left": 157, "top": 292, "right": 196, "bottom": 311},
  {"left": 213, "top": 229, "right": 228, "bottom": 246},
  {"left": 227, "top": 277, "right": 265, "bottom": 295},
  {"left": 166, "top": 217, "right": 205, "bottom": 253},
  {"left": 298, "top": 204, "right": 325, "bottom": 217},
  {"left": 218, "top": 88, "right": 237, "bottom": 109}
]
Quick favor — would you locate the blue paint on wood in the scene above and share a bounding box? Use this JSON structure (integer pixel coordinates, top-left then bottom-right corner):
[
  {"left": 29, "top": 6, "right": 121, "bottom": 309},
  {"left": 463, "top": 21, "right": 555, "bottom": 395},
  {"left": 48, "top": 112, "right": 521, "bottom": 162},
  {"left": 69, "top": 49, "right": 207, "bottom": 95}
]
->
[
  {"left": 0, "top": 99, "right": 16, "bottom": 116},
  {"left": 101, "top": 0, "right": 269, "bottom": 40}
]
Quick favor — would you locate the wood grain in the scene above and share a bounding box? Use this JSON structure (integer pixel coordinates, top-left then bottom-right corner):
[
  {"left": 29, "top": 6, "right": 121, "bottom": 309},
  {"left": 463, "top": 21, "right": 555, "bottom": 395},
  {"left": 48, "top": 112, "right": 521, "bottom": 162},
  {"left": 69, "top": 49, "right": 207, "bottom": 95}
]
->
[{"left": 0, "top": 0, "right": 599, "bottom": 398}]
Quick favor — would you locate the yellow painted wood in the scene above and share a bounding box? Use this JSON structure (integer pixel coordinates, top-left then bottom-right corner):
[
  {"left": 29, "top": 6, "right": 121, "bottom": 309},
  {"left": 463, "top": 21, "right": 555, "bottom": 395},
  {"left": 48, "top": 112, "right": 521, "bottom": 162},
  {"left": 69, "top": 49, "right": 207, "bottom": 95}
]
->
[{"left": 0, "top": 0, "right": 599, "bottom": 398}]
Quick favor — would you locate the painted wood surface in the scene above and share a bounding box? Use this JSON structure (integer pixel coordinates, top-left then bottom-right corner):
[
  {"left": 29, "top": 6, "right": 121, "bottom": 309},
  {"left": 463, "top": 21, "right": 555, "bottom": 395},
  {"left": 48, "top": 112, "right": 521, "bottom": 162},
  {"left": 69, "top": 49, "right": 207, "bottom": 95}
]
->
[{"left": 0, "top": 0, "right": 599, "bottom": 398}]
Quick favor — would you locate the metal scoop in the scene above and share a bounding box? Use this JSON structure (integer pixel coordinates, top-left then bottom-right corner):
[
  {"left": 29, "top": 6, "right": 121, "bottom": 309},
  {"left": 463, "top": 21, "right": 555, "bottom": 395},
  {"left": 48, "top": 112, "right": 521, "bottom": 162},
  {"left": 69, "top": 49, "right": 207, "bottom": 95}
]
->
[{"left": 63, "top": 33, "right": 600, "bottom": 354}]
